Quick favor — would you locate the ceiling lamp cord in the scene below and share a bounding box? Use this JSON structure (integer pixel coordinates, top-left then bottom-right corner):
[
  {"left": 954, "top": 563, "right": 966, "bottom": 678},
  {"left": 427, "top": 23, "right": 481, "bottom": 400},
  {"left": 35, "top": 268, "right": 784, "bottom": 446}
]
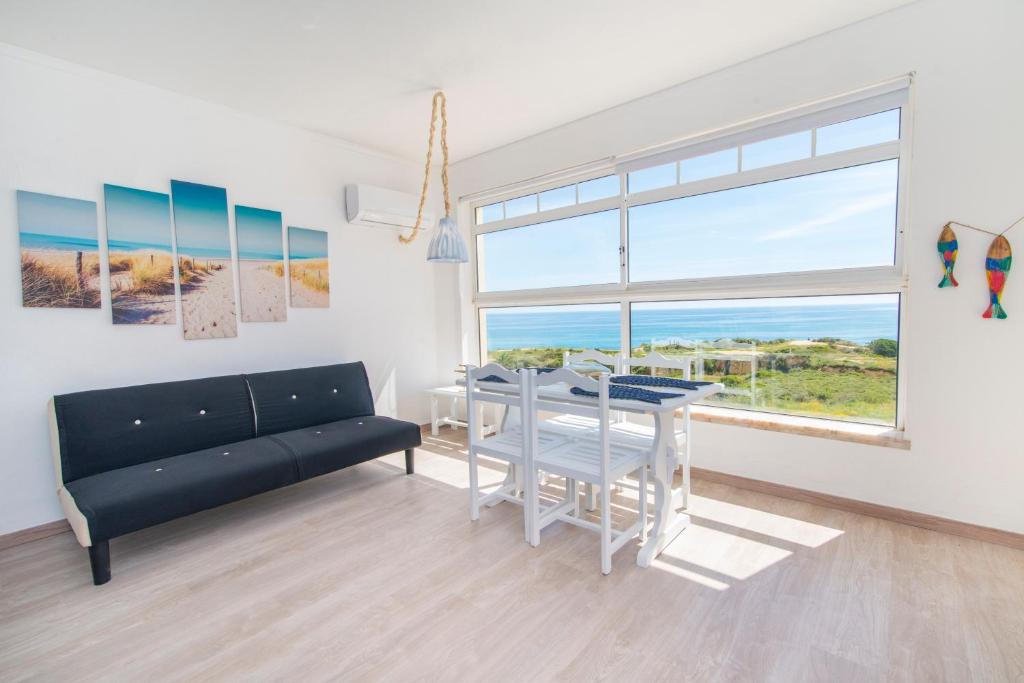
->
[{"left": 400, "top": 91, "right": 450, "bottom": 244}]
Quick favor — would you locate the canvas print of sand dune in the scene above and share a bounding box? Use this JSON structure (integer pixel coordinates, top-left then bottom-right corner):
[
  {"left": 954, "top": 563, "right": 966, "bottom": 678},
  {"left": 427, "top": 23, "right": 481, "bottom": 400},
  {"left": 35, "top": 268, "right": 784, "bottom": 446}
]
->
[
  {"left": 236, "top": 205, "right": 286, "bottom": 322},
  {"left": 171, "top": 180, "right": 237, "bottom": 339},
  {"left": 18, "top": 190, "right": 101, "bottom": 309},
  {"left": 104, "top": 184, "right": 176, "bottom": 325},
  {"left": 288, "top": 227, "right": 329, "bottom": 308}
]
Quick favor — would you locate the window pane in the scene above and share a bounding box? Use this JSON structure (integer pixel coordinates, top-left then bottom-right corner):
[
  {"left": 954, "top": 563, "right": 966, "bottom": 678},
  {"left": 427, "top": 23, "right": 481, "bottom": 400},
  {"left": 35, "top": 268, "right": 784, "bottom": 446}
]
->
[
  {"left": 482, "top": 303, "right": 620, "bottom": 368},
  {"left": 539, "top": 184, "right": 576, "bottom": 211},
  {"left": 476, "top": 209, "right": 620, "bottom": 292},
  {"left": 742, "top": 131, "right": 812, "bottom": 170},
  {"left": 504, "top": 194, "right": 537, "bottom": 219},
  {"left": 578, "top": 175, "right": 620, "bottom": 202},
  {"left": 629, "top": 159, "right": 898, "bottom": 281},
  {"left": 477, "top": 202, "right": 504, "bottom": 224},
  {"left": 630, "top": 294, "right": 899, "bottom": 425},
  {"left": 680, "top": 148, "right": 737, "bottom": 183},
  {"left": 628, "top": 163, "right": 676, "bottom": 194},
  {"left": 816, "top": 109, "right": 900, "bottom": 155}
]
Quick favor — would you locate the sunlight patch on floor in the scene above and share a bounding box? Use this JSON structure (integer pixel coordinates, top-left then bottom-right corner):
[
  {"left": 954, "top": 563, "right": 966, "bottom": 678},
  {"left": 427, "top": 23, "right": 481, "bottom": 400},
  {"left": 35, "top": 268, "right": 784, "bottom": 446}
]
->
[
  {"left": 661, "top": 521, "right": 793, "bottom": 580},
  {"left": 649, "top": 557, "right": 731, "bottom": 590},
  {"left": 685, "top": 494, "right": 844, "bottom": 548}
]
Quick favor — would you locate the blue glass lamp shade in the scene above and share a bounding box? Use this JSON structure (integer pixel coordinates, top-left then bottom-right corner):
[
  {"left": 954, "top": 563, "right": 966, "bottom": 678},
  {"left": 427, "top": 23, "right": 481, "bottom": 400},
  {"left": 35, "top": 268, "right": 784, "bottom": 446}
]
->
[{"left": 426, "top": 216, "right": 468, "bottom": 263}]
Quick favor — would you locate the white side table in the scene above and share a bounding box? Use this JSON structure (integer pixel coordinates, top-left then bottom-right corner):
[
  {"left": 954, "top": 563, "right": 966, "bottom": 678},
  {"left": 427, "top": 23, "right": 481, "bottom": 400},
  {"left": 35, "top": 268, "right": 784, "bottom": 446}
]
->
[{"left": 426, "top": 386, "right": 496, "bottom": 438}]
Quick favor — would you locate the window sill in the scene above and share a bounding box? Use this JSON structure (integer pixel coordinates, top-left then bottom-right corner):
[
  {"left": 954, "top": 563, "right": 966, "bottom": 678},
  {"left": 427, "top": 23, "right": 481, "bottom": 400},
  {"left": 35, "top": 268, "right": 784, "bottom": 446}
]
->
[{"left": 688, "top": 406, "right": 910, "bottom": 450}]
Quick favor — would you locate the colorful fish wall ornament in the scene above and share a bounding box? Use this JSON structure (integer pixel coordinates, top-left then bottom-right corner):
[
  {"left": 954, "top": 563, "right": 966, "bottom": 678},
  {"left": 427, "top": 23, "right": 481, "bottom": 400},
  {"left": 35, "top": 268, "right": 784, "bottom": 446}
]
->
[
  {"left": 937, "top": 223, "right": 959, "bottom": 288},
  {"left": 983, "top": 235, "right": 1012, "bottom": 319}
]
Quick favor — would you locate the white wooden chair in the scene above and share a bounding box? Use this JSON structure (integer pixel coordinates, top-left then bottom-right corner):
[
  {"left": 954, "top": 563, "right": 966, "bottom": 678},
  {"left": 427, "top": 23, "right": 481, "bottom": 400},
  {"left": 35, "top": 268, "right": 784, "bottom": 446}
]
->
[
  {"left": 523, "top": 368, "right": 649, "bottom": 575},
  {"left": 562, "top": 349, "right": 622, "bottom": 375},
  {"left": 620, "top": 350, "right": 696, "bottom": 508},
  {"left": 466, "top": 363, "right": 569, "bottom": 542}
]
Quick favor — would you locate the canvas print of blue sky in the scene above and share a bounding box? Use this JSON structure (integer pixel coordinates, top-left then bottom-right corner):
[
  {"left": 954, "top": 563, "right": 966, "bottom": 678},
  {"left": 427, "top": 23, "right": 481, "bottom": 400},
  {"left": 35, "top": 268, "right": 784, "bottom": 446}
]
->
[
  {"left": 171, "top": 180, "right": 237, "bottom": 339},
  {"left": 287, "top": 227, "right": 329, "bottom": 308},
  {"left": 235, "top": 205, "right": 286, "bottom": 322},
  {"left": 104, "top": 184, "right": 176, "bottom": 325},
  {"left": 17, "top": 190, "right": 101, "bottom": 308}
]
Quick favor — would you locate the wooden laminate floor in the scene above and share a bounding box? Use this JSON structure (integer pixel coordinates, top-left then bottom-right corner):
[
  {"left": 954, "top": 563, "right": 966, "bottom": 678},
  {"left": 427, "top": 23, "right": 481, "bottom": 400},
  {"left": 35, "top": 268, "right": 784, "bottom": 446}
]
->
[{"left": 2, "top": 429, "right": 1023, "bottom": 682}]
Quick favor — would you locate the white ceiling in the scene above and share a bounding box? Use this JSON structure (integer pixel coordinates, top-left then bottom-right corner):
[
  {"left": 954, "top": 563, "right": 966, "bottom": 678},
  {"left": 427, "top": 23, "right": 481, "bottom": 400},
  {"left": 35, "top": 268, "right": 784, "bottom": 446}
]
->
[{"left": 0, "top": 0, "right": 917, "bottom": 163}]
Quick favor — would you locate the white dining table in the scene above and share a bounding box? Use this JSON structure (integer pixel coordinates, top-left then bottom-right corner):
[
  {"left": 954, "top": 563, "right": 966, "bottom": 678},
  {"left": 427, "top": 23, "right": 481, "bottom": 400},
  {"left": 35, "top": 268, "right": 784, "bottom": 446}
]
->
[{"left": 457, "top": 376, "right": 723, "bottom": 567}]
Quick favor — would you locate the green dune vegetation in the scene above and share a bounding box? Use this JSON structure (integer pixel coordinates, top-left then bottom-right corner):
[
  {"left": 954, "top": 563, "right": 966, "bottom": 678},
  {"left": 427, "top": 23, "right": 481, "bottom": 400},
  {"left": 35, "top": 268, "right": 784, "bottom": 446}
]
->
[
  {"left": 488, "top": 337, "right": 899, "bottom": 425},
  {"left": 290, "top": 258, "right": 329, "bottom": 293},
  {"left": 20, "top": 251, "right": 101, "bottom": 308},
  {"left": 109, "top": 252, "right": 175, "bottom": 295}
]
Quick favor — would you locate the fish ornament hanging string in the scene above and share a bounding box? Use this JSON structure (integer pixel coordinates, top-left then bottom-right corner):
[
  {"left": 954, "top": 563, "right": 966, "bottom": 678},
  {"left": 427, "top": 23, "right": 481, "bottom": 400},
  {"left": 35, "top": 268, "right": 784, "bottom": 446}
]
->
[{"left": 941, "top": 213, "right": 1022, "bottom": 319}]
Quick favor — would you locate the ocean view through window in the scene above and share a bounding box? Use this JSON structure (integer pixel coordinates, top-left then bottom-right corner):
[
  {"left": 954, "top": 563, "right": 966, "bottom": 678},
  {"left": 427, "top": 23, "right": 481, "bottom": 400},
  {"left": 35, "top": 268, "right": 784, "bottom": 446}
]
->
[
  {"left": 482, "top": 295, "right": 899, "bottom": 425},
  {"left": 472, "top": 84, "right": 909, "bottom": 429}
]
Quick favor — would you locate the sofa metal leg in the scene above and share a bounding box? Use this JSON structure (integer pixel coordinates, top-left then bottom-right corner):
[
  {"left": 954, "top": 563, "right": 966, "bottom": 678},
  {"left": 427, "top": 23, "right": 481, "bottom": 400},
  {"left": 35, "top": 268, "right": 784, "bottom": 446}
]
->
[
  {"left": 405, "top": 448, "right": 415, "bottom": 475},
  {"left": 89, "top": 540, "right": 111, "bottom": 586}
]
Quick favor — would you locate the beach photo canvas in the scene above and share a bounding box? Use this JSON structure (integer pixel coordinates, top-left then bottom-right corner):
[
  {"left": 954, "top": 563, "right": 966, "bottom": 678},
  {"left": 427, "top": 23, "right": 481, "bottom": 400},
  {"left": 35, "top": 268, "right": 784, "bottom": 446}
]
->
[
  {"left": 235, "top": 205, "right": 286, "bottom": 322},
  {"left": 170, "top": 180, "right": 237, "bottom": 339},
  {"left": 287, "top": 227, "right": 329, "bottom": 308},
  {"left": 104, "top": 184, "right": 176, "bottom": 325},
  {"left": 17, "top": 190, "right": 101, "bottom": 309}
]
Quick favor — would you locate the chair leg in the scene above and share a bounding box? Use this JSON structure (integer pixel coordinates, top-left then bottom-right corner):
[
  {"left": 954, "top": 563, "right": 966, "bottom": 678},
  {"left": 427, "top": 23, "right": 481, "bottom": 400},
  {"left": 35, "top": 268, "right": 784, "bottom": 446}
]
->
[
  {"left": 526, "top": 465, "right": 540, "bottom": 547},
  {"left": 600, "top": 483, "right": 612, "bottom": 575},
  {"left": 88, "top": 540, "right": 110, "bottom": 586},
  {"left": 638, "top": 466, "right": 648, "bottom": 543},
  {"left": 468, "top": 450, "right": 480, "bottom": 521},
  {"left": 567, "top": 477, "right": 579, "bottom": 517},
  {"left": 584, "top": 482, "right": 596, "bottom": 511},
  {"left": 405, "top": 448, "right": 415, "bottom": 475}
]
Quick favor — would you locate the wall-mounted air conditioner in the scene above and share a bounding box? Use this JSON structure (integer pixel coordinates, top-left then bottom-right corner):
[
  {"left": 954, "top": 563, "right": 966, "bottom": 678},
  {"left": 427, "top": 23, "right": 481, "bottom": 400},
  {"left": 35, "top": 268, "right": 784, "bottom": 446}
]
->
[{"left": 345, "top": 184, "right": 435, "bottom": 231}]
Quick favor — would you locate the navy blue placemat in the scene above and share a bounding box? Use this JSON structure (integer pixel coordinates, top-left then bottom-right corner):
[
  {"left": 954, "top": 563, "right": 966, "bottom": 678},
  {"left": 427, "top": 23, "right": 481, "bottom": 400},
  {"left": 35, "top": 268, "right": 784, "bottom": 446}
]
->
[
  {"left": 477, "top": 367, "right": 557, "bottom": 384},
  {"left": 569, "top": 385, "right": 683, "bottom": 404},
  {"left": 611, "top": 374, "right": 714, "bottom": 390}
]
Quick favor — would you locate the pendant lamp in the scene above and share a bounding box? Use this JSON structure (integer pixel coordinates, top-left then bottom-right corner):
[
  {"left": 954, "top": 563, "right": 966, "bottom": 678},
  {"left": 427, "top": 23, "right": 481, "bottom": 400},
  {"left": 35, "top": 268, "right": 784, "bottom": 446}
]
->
[{"left": 399, "top": 91, "right": 468, "bottom": 263}]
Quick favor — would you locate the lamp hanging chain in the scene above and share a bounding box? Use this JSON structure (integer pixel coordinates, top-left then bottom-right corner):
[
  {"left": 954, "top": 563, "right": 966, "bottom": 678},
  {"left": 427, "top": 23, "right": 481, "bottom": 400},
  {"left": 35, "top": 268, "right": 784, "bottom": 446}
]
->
[{"left": 400, "top": 91, "right": 450, "bottom": 244}]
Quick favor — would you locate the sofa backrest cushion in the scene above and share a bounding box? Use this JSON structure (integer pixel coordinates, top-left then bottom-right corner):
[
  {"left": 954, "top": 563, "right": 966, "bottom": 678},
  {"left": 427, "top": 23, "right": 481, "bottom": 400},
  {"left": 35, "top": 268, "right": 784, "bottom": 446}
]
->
[
  {"left": 53, "top": 375, "right": 255, "bottom": 484},
  {"left": 245, "top": 362, "right": 375, "bottom": 436}
]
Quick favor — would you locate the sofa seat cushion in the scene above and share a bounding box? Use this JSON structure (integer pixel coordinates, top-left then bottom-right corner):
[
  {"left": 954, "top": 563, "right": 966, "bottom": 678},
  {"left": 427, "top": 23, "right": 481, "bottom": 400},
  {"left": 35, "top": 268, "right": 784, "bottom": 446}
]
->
[
  {"left": 65, "top": 437, "right": 299, "bottom": 542},
  {"left": 268, "top": 416, "right": 422, "bottom": 480}
]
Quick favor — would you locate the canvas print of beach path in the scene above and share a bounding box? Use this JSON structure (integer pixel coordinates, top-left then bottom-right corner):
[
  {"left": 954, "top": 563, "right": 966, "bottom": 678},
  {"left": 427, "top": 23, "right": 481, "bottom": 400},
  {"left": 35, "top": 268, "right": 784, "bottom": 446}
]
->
[
  {"left": 288, "top": 227, "right": 329, "bottom": 308},
  {"left": 236, "top": 205, "right": 286, "bottom": 322},
  {"left": 171, "top": 180, "right": 237, "bottom": 339},
  {"left": 104, "top": 184, "right": 176, "bottom": 324},
  {"left": 18, "top": 190, "right": 101, "bottom": 309}
]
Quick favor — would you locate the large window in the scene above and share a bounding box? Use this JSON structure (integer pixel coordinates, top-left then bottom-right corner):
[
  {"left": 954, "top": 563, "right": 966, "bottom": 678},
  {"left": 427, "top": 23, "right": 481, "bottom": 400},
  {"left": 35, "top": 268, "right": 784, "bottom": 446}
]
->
[
  {"left": 631, "top": 295, "right": 900, "bottom": 425},
  {"left": 629, "top": 159, "right": 899, "bottom": 281},
  {"left": 470, "top": 83, "right": 910, "bottom": 428},
  {"left": 477, "top": 210, "right": 620, "bottom": 292},
  {"left": 480, "top": 304, "right": 620, "bottom": 368}
]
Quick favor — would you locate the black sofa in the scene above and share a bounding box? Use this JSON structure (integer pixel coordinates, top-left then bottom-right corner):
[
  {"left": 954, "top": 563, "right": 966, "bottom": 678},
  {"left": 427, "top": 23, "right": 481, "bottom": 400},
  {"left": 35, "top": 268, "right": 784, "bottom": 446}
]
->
[{"left": 48, "top": 362, "right": 421, "bottom": 585}]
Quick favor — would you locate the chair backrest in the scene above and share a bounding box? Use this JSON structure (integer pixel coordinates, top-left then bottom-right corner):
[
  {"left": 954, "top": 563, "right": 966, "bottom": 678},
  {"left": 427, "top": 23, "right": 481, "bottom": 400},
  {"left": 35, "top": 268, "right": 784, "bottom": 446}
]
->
[
  {"left": 465, "top": 363, "right": 528, "bottom": 450},
  {"left": 562, "top": 349, "right": 622, "bottom": 374},
  {"left": 623, "top": 350, "right": 693, "bottom": 379},
  {"left": 527, "top": 368, "right": 611, "bottom": 481}
]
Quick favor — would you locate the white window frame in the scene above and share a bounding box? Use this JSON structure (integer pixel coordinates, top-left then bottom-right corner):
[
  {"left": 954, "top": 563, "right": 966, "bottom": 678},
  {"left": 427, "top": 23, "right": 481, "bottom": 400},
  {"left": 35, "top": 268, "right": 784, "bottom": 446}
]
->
[{"left": 465, "top": 78, "right": 914, "bottom": 432}]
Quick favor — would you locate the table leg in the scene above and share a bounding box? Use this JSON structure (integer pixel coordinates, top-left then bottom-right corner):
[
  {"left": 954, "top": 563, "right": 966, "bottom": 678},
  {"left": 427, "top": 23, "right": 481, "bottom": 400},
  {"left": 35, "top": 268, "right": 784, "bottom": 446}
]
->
[
  {"left": 430, "top": 395, "right": 439, "bottom": 437},
  {"left": 637, "top": 410, "right": 690, "bottom": 567},
  {"left": 681, "top": 405, "right": 692, "bottom": 510}
]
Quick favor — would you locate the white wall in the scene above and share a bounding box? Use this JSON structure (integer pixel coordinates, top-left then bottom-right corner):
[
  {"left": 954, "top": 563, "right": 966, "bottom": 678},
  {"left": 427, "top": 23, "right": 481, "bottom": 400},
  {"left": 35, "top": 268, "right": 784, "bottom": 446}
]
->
[
  {"left": 0, "top": 45, "right": 448, "bottom": 536},
  {"left": 449, "top": 0, "right": 1024, "bottom": 534}
]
